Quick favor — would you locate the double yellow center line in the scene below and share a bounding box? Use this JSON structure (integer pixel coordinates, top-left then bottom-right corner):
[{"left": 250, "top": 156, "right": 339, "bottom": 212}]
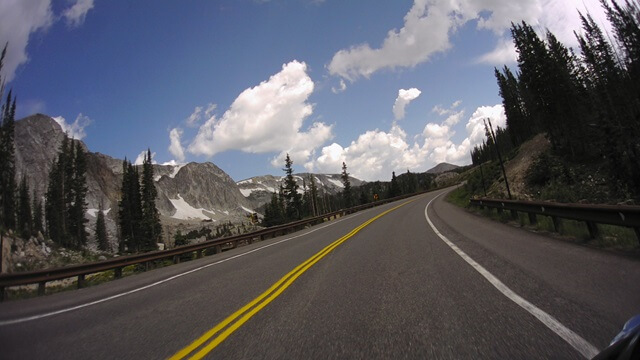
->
[{"left": 170, "top": 198, "right": 416, "bottom": 359}]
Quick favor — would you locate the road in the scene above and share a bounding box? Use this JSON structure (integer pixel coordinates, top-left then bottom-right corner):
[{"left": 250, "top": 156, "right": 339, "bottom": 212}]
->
[{"left": 1, "top": 187, "right": 639, "bottom": 359}]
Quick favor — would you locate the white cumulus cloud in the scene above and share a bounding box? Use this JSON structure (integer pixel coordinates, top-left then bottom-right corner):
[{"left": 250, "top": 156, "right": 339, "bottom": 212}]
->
[
  {"left": 314, "top": 124, "right": 424, "bottom": 181},
  {"left": 52, "top": 113, "right": 92, "bottom": 140},
  {"left": 329, "top": 0, "right": 610, "bottom": 78},
  {"left": 168, "top": 127, "right": 186, "bottom": 163},
  {"left": 63, "top": 0, "right": 94, "bottom": 28},
  {"left": 328, "top": 0, "right": 458, "bottom": 81},
  {"left": 393, "top": 88, "right": 421, "bottom": 120},
  {"left": 188, "top": 60, "right": 333, "bottom": 166},
  {"left": 0, "top": 0, "right": 54, "bottom": 82},
  {"left": 309, "top": 103, "right": 507, "bottom": 181}
]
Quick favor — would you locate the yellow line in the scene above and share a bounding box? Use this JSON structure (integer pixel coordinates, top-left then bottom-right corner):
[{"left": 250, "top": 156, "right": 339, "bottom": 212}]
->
[{"left": 170, "top": 198, "right": 417, "bottom": 360}]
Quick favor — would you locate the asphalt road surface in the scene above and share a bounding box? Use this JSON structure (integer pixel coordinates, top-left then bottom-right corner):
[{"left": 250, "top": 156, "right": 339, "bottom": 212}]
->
[{"left": 1, "top": 187, "right": 639, "bottom": 359}]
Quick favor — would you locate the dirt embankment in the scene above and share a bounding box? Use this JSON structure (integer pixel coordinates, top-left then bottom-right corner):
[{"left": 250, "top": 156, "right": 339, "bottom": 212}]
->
[{"left": 489, "top": 133, "right": 550, "bottom": 199}]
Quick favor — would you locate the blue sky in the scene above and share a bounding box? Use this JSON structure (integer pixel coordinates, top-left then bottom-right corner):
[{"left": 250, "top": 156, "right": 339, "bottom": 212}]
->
[{"left": 1, "top": 0, "right": 607, "bottom": 181}]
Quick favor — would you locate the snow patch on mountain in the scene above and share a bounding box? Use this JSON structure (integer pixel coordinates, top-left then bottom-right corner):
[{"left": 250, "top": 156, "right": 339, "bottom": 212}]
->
[
  {"left": 241, "top": 206, "right": 254, "bottom": 213},
  {"left": 169, "top": 164, "right": 185, "bottom": 178},
  {"left": 169, "top": 194, "right": 212, "bottom": 220},
  {"left": 87, "top": 208, "right": 111, "bottom": 217},
  {"left": 327, "top": 178, "right": 344, "bottom": 188}
]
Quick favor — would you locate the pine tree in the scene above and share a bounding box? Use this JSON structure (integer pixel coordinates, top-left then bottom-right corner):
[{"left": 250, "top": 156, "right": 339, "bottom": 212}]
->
[
  {"left": 388, "top": 171, "right": 401, "bottom": 198},
  {"left": 308, "top": 174, "right": 319, "bottom": 216},
  {"left": 141, "top": 149, "right": 162, "bottom": 251},
  {"left": 70, "top": 141, "right": 88, "bottom": 247},
  {"left": 118, "top": 159, "right": 144, "bottom": 252},
  {"left": 46, "top": 136, "right": 71, "bottom": 246},
  {"left": 32, "top": 191, "right": 43, "bottom": 235},
  {"left": 0, "top": 89, "right": 17, "bottom": 231},
  {"left": 282, "top": 154, "right": 302, "bottom": 221},
  {"left": 96, "top": 203, "right": 109, "bottom": 252},
  {"left": 340, "top": 162, "right": 352, "bottom": 208},
  {"left": 17, "top": 176, "right": 32, "bottom": 238}
]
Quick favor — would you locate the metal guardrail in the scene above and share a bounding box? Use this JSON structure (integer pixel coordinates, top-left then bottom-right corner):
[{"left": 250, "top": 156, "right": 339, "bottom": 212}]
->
[
  {"left": 0, "top": 187, "right": 445, "bottom": 300},
  {"left": 469, "top": 198, "right": 640, "bottom": 242}
]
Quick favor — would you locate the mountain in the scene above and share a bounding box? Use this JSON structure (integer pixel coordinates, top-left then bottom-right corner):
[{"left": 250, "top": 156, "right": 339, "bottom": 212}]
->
[
  {"left": 237, "top": 173, "right": 365, "bottom": 209},
  {"left": 425, "top": 162, "right": 460, "bottom": 174},
  {"left": 14, "top": 114, "right": 254, "bottom": 250}
]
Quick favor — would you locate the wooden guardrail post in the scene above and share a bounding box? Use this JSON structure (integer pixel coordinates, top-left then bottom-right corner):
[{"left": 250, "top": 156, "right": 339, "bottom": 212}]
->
[
  {"left": 551, "top": 216, "right": 561, "bottom": 233},
  {"left": 114, "top": 267, "right": 122, "bottom": 279},
  {"left": 510, "top": 210, "right": 518, "bottom": 220},
  {"left": 0, "top": 286, "right": 4, "bottom": 301},
  {"left": 635, "top": 227, "right": 640, "bottom": 242},
  {"left": 173, "top": 255, "right": 180, "bottom": 264},
  {"left": 586, "top": 221, "right": 600, "bottom": 239},
  {"left": 197, "top": 249, "right": 203, "bottom": 258},
  {"left": 77, "top": 274, "right": 86, "bottom": 289},
  {"left": 528, "top": 212, "right": 537, "bottom": 225},
  {"left": 214, "top": 244, "right": 222, "bottom": 254},
  {"left": 38, "top": 281, "right": 46, "bottom": 296}
]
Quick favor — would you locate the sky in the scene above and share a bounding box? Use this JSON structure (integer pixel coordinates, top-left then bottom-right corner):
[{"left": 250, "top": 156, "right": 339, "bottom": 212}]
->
[{"left": 0, "top": 0, "right": 609, "bottom": 182}]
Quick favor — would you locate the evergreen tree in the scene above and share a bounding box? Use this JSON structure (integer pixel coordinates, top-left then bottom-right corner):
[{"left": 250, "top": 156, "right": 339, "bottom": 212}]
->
[
  {"left": 32, "top": 191, "right": 43, "bottom": 235},
  {"left": 44, "top": 136, "right": 89, "bottom": 248},
  {"left": 340, "top": 162, "right": 352, "bottom": 208},
  {"left": 0, "top": 89, "right": 17, "bottom": 231},
  {"left": 388, "top": 171, "right": 401, "bottom": 198},
  {"left": 69, "top": 141, "right": 88, "bottom": 247},
  {"left": 96, "top": 203, "right": 109, "bottom": 252},
  {"left": 359, "top": 190, "right": 369, "bottom": 205},
  {"left": 308, "top": 174, "right": 319, "bottom": 216},
  {"left": 118, "top": 159, "right": 144, "bottom": 252},
  {"left": 141, "top": 149, "right": 162, "bottom": 251},
  {"left": 263, "top": 191, "right": 285, "bottom": 227},
  {"left": 45, "top": 136, "right": 70, "bottom": 246},
  {"left": 282, "top": 154, "right": 302, "bottom": 221},
  {"left": 17, "top": 176, "right": 32, "bottom": 238}
]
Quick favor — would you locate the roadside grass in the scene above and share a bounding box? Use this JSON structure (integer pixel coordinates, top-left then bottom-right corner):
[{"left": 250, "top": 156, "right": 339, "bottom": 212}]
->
[
  {"left": 446, "top": 191, "right": 639, "bottom": 252},
  {"left": 446, "top": 187, "right": 470, "bottom": 208}
]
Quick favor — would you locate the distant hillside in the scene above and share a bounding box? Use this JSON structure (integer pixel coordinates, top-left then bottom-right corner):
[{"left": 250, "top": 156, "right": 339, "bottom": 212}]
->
[{"left": 426, "top": 162, "right": 460, "bottom": 174}]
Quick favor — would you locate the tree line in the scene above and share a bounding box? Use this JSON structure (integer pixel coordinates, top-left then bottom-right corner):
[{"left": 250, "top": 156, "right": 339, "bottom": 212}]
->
[
  {"left": 117, "top": 150, "right": 162, "bottom": 253},
  {"left": 474, "top": 0, "right": 640, "bottom": 199},
  {"left": 261, "top": 154, "right": 438, "bottom": 227}
]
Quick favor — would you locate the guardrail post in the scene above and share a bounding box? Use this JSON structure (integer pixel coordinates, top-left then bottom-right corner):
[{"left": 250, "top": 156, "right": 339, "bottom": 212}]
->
[
  {"left": 114, "top": 267, "right": 122, "bottom": 279},
  {"left": 635, "top": 227, "right": 640, "bottom": 243},
  {"left": 77, "top": 274, "right": 86, "bottom": 289},
  {"left": 586, "top": 221, "right": 600, "bottom": 239},
  {"left": 528, "top": 213, "right": 537, "bottom": 225},
  {"left": 38, "top": 281, "right": 46, "bottom": 296},
  {"left": 197, "top": 249, "right": 203, "bottom": 258},
  {"left": 214, "top": 244, "right": 222, "bottom": 254},
  {"left": 510, "top": 210, "right": 518, "bottom": 220},
  {"left": 0, "top": 286, "right": 4, "bottom": 301},
  {"left": 144, "top": 262, "right": 150, "bottom": 271},
  {"left": 173, "top": 255, "right": 180, "bottom": 264},
  {"left": 551, "top": 216, "right": 562, "bottom": 233}
]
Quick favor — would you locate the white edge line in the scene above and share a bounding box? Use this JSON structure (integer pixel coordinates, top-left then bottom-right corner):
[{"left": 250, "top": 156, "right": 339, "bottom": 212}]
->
[
  {"left": 0, "top": 211, "right": 366, "bottom": 326},
  {"left": 424, "top": 193, "right": 599, "bottom": 359}
]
